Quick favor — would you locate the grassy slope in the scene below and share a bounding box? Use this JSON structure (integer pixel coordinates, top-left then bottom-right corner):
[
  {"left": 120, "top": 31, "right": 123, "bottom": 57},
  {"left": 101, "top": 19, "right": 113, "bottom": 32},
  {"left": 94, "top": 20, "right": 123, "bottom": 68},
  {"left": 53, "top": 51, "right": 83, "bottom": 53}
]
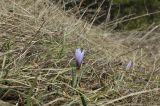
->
[{"left": 0, "top": 0, "right": 160, "bottom": 105}]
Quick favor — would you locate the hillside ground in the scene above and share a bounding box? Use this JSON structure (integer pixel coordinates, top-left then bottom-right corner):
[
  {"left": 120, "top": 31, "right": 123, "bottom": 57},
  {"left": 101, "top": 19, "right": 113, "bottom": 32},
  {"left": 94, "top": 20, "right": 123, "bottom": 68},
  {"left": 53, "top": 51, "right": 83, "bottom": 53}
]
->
[{"left": 0, "top": 0, "right": 160, "bottom": 106}]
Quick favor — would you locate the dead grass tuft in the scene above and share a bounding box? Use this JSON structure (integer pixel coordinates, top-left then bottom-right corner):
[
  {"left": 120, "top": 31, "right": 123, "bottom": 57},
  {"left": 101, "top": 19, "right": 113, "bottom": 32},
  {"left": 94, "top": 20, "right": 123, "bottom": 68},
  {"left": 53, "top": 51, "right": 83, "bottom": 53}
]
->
[{"left": 0, "top": 0, "right": 160, "bottom": 105}]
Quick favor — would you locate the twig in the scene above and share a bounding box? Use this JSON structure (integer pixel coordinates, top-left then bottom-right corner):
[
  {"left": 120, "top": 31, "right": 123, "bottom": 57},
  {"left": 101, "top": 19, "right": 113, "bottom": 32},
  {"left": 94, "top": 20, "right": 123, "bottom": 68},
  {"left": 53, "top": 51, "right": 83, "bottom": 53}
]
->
[{"left": 97, "top": 88, "right": 160, "bottom": 105}]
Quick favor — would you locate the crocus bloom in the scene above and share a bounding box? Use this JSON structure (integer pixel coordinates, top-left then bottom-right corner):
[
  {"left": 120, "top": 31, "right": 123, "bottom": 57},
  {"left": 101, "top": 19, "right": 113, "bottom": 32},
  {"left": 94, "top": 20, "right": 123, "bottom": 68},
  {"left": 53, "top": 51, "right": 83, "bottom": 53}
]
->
[
  {"left": 75, "top": 48, "right": 84, "bottom": 69},
  {"left": 126, "top": 60, "right": 133, "bottom": 70}
]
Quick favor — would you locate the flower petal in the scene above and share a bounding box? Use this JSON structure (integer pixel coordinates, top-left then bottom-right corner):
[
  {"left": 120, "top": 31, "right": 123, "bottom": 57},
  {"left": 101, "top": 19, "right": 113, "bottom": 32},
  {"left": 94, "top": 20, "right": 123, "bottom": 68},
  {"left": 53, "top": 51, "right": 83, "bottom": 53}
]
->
[
  {"left": 75, "top": 48, "right": 84, "bottom": 67},
  {"left": 126, "top": 60, "right": 133, "bottom": 70}
]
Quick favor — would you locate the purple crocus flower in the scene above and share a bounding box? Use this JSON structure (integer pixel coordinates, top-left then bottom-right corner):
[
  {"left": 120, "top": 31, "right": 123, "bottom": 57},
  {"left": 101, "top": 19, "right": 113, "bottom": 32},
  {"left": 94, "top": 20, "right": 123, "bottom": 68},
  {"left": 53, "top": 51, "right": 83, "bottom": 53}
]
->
[
  {"left": 126, "top": 60, "right": 133, "bottom": 70},
  {"left": 75, "top": 48, "right": 84, "bottom": 69}
]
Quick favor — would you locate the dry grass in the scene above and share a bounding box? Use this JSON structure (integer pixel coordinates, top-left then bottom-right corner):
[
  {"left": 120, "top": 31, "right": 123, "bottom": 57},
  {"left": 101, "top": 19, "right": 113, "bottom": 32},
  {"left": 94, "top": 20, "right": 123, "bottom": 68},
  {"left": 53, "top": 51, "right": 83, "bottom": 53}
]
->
[{"left": 0, "top": 0, "right": 160, "bottom": 106}]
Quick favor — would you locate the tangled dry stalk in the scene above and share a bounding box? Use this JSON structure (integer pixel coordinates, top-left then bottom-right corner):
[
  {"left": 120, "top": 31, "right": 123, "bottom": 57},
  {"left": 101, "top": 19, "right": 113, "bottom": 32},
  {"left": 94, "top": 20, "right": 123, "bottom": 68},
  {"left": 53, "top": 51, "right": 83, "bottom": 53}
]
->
[{"left": 0, "top": 0, "right": 160, "bottom": 105}]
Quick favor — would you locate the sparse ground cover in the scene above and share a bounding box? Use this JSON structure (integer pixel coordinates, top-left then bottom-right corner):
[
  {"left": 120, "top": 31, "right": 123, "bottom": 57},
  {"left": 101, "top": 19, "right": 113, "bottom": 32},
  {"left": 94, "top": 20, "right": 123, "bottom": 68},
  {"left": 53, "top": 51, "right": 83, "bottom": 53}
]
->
[{"left": 0, "top": 0, "right": 160, "bottom": 106}]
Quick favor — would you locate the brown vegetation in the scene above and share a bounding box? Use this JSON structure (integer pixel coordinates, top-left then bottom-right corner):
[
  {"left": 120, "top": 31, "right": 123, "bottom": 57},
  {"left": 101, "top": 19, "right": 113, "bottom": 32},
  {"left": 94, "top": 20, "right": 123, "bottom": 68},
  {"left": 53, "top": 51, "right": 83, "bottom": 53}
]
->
[{"left": 0, "top": 0, "right": 160, "bottom": 105}]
